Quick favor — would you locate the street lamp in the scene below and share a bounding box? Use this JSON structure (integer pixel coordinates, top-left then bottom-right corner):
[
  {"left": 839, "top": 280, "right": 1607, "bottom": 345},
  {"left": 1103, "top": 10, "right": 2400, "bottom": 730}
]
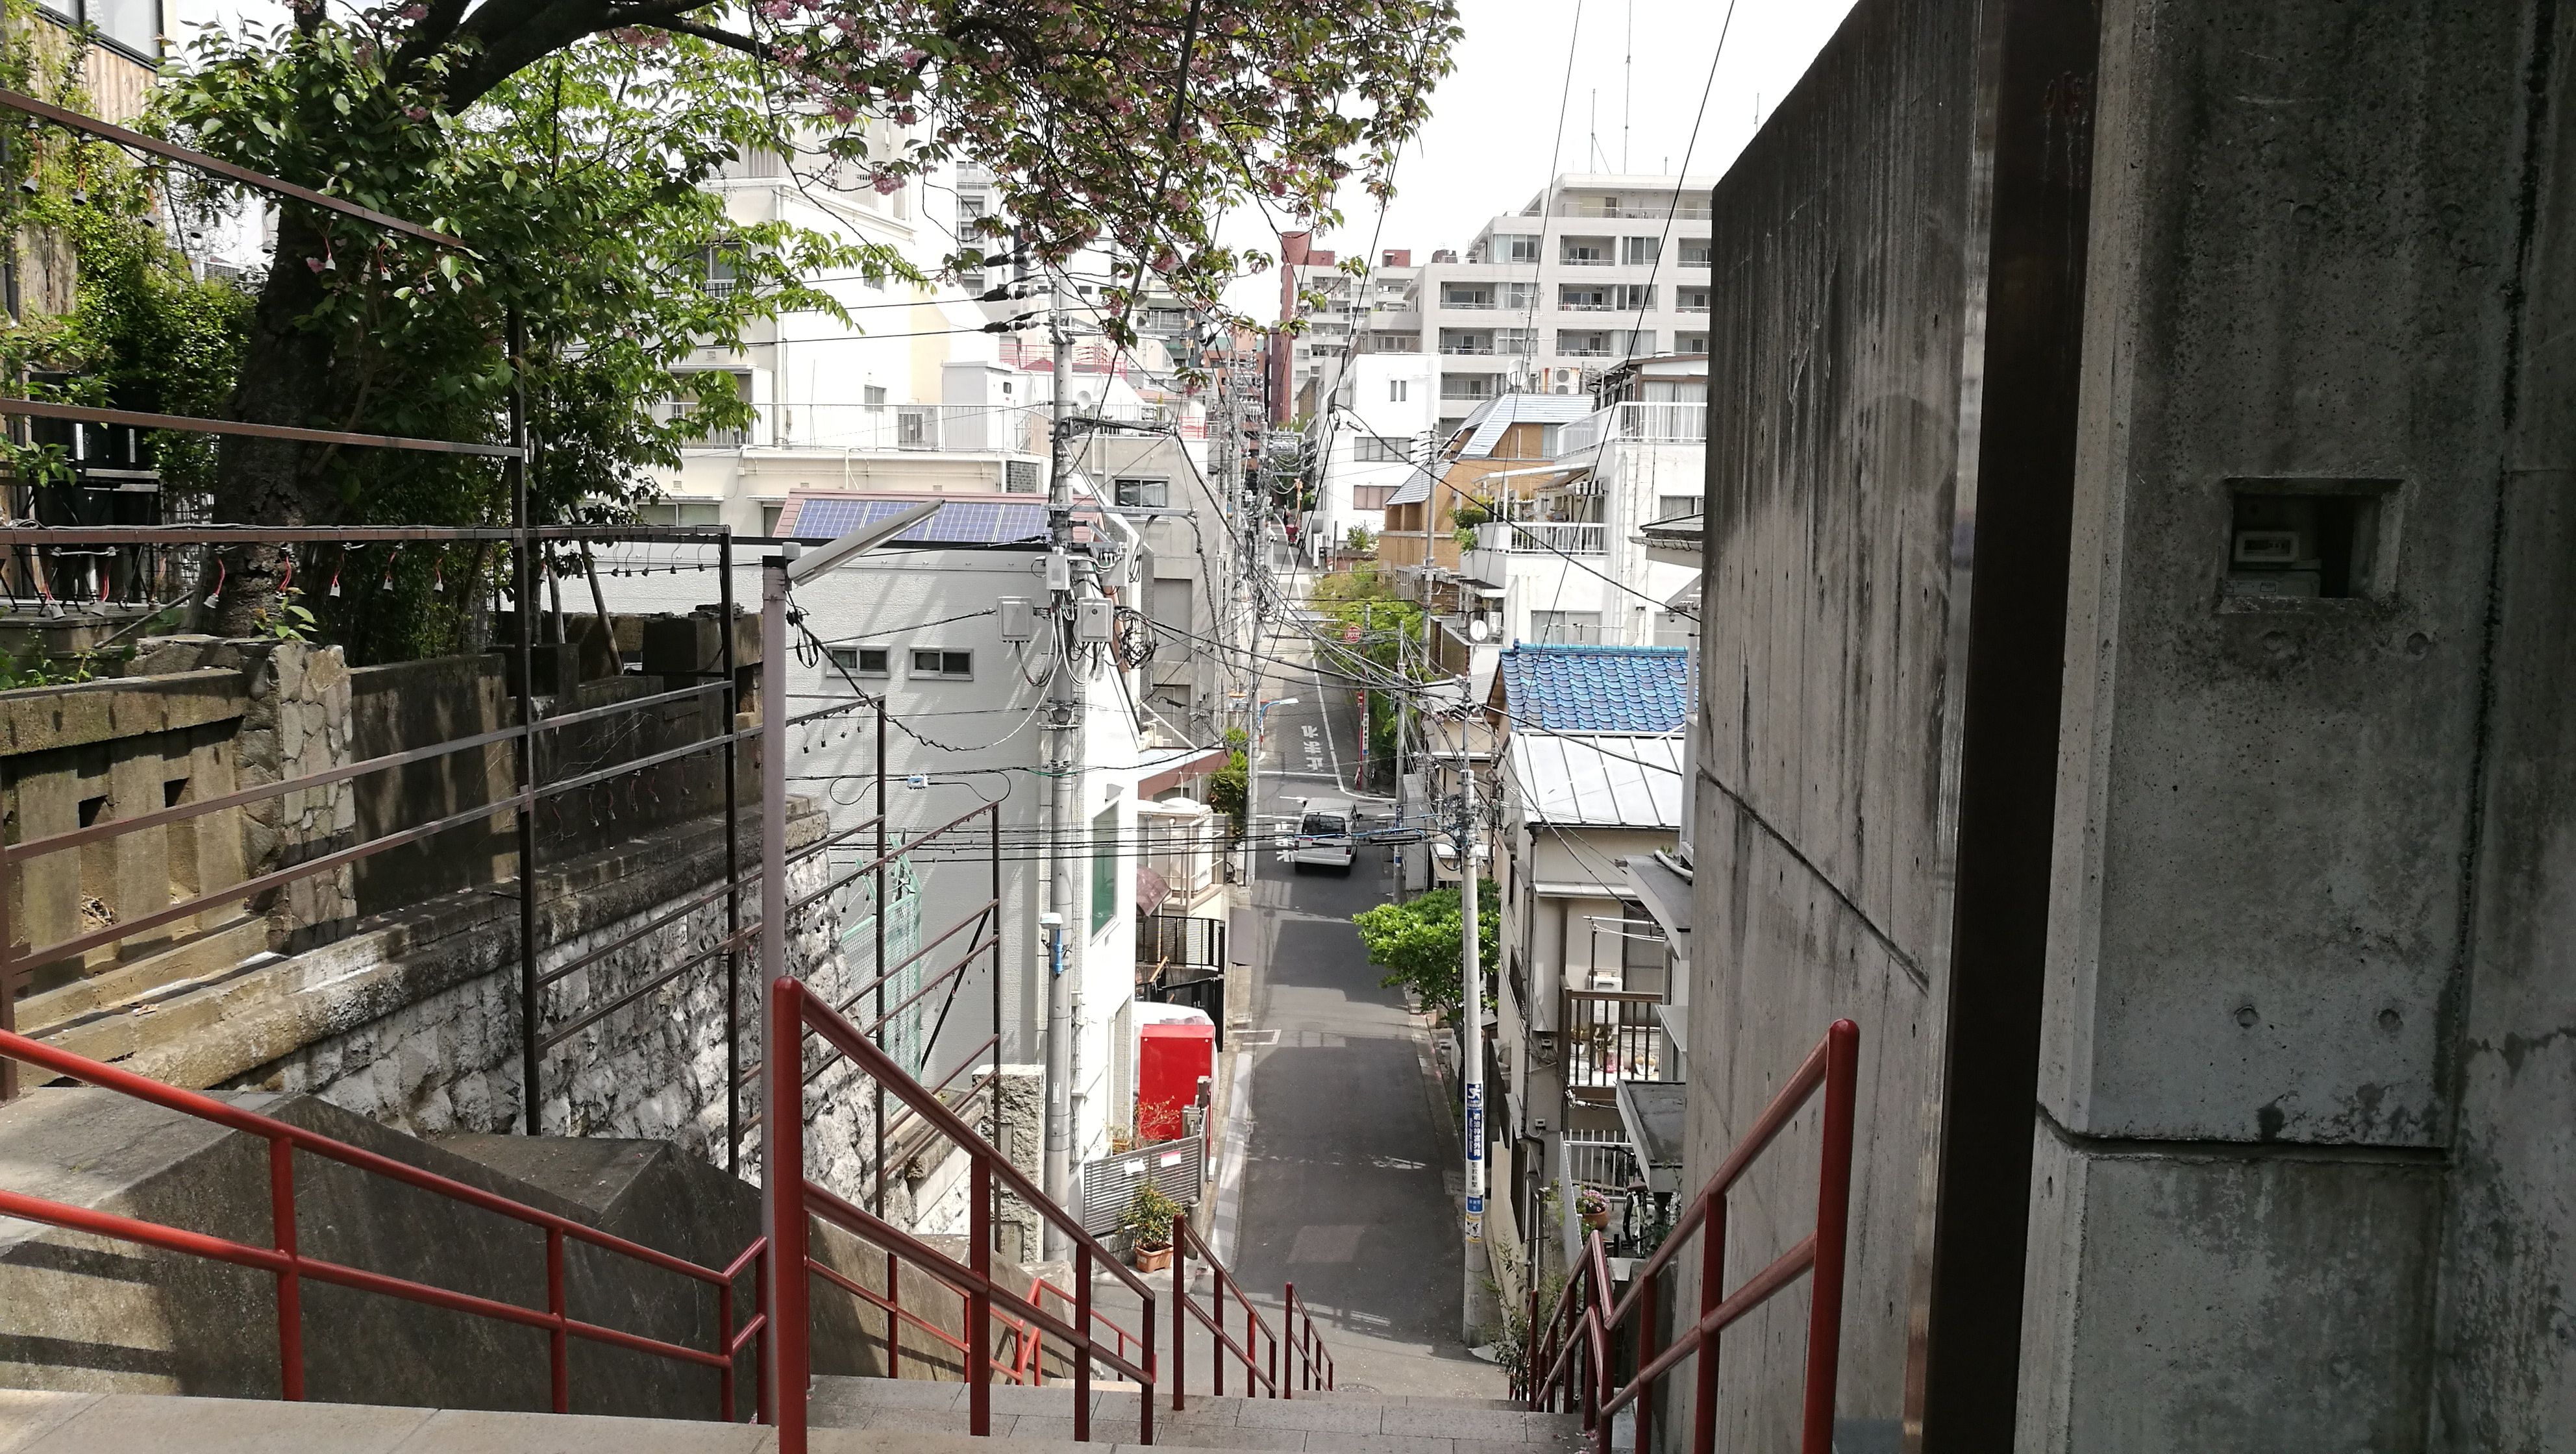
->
[{"left": 1243, "top": 695, "right": 1298, "bottom": 887}]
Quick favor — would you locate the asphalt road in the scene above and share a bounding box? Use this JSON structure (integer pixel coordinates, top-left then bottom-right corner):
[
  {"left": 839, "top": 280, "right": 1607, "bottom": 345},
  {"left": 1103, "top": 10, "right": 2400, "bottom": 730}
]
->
[{"left": 1211, "top": 661, "right": 1500, "bottom": 1399}]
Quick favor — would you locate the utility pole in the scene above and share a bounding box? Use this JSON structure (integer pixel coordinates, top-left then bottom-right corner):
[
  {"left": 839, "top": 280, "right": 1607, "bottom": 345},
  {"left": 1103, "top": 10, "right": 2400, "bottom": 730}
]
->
[
  {"left": 1041, "top": 265, "right": 1080, "bottom": 1259},
  {"left": 1457, "top": 719, "right": 1489, "bottom": 1340}
]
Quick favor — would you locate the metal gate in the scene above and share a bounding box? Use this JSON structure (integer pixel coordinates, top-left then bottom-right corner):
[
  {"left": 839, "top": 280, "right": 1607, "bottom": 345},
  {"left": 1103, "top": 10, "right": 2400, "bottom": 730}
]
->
[{"left": 1078, "top": 1132, "right": 1206, "bottom": 1237}]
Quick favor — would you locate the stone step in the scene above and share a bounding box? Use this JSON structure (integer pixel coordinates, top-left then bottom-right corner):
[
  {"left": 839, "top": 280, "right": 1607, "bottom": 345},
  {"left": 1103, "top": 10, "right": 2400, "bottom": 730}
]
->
[
  {"left": 0, "top": 1389, "right": 1572, "bottom": 1454},
  {"left": 15, "top": 915, "right": 274, "bottom": 1041},
  {"left": 810, "top": 1374, "right": 1578, "bottom": 1453}
]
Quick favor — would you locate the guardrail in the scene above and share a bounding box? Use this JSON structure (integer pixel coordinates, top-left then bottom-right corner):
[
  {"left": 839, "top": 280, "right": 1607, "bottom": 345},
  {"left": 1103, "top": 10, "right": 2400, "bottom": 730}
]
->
[
  {"left": 0, "top": 1024, "right": 767, "bottom": 1418},
  {"left": 1523, "top": 1020, "right": 1857, "bottom": 1454},
  {"left": 767, "top": 975, "right": 1160, "bottom": 1451}
]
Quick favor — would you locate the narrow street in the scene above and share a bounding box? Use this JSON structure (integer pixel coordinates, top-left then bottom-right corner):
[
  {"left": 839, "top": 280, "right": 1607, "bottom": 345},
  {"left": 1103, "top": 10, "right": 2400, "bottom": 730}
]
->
[{"left": 1225, "top": 665, "right": 1501, "bottom": 1399}]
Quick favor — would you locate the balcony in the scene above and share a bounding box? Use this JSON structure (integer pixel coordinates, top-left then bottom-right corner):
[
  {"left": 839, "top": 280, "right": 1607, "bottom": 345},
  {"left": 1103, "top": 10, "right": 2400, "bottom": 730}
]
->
[
  {"left": 1563, "top": 988, "right": 1665, "bottom": 1104},
  {"left": 1556, "top": 201, "right": 1715, "bottom": 221},
  {"left": 680, "top": 402, "right": 1048, "bottom": 454},
  {"left": 1559, "top": 401, "right": 1709, "bottom": 454},
  {"left": 1465, "top": 519, "right": 1609, "bottom": 582}
]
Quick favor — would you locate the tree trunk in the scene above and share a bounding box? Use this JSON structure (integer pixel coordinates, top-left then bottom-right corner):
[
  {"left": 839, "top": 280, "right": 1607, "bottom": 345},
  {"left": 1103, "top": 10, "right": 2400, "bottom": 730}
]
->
[{"left": 211, "top": 206, "right": 338, "bottom": 635}]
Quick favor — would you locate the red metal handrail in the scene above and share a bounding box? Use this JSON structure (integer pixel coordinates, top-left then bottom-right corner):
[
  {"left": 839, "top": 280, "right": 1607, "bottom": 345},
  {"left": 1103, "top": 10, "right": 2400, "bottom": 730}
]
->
[
  {"left": 1283, "top": 1281, "right": 1336, "bottom": 1393},
  {"left": 1170, "top": 1214, "right": 1308, "bottom": 1405},
  {"left": 767, "top": 976, "right": 1161, "bottom": 1454},
  {"left": 1523, "top": 1020, "right": 1858, "bottom": 1454},
  {"left": 0, "top": 1026, "right": 765, "bottom": 1417}
]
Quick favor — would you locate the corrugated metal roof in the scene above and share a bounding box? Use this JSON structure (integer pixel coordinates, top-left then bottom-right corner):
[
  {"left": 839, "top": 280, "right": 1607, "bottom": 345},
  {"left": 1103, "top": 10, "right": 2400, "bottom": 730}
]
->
[
  {"left": 1506, "top": 733, "right": 1685, "bottom": 828},
  {"left": 1455, "top": 393, "right": 1594, "bottom": 459},
  {"left": 1499, "top": 645, "right": 1692, "bottom": 733},
  {"left": 1383, "top": 466, "right": 1436, "bottom": 507}
]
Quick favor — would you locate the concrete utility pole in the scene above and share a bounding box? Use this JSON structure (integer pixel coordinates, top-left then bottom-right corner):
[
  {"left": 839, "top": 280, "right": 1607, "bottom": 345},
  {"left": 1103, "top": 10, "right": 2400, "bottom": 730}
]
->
[
  {"left": 1040, "top": 266, "right": 1081, "bottom": 1259},
  {"left": 1457, "top": 721, "right": 1490, "bottom": 1340}
]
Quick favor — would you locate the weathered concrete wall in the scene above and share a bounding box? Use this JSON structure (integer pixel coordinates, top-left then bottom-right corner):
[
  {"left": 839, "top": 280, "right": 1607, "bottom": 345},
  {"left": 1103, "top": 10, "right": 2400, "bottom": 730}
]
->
[
  {"left": 2023, "top": 1, "right": 2567, "bottom": 1449},
  {"left": 2427, "top": 1, "right": 2576, "bottom": 1446},
  {"left": 1684, "top": 0, "right": 1998, "bottom": 1442}
]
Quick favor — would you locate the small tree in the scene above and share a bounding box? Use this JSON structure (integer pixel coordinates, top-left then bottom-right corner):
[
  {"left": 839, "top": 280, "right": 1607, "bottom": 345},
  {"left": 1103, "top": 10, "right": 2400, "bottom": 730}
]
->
[
  {"left": 1119, "top": 1182, "right": 1181, "bottom": 1253},
  {"left": 1352, "top": 879, "right": 1497, "bottom": 1022}
]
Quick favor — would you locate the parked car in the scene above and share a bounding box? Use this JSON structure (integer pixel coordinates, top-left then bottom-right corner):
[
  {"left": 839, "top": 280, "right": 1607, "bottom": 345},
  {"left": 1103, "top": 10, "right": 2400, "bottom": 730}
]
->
[{"left": 1290, "top": 798, "right": 1357, "bottom": 872}]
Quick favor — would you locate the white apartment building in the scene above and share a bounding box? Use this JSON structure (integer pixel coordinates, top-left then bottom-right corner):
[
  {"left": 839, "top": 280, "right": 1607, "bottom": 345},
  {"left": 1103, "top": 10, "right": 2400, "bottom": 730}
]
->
[
  {"left": 1307, "top": 350, "right": 1437, "bottom": 554},
  {"left": 1456, "top": 356, "right": 1706, "bottom": 650},
  {"left": 1276, "top": 172, "right": 1717, "bottom": 441}
]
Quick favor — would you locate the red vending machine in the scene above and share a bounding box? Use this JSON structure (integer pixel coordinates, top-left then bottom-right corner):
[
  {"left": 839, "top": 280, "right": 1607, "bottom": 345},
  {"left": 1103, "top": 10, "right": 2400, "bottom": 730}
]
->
[{"left": 1135, "top": 1003, "right": 1215, "bottom": 1144}]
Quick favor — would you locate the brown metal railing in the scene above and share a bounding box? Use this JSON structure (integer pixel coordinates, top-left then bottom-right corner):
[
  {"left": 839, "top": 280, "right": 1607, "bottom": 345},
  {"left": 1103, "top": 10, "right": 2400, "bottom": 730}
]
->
[{"left": 1524, "top": 1020, "right": 1858, "bottom": 1454}]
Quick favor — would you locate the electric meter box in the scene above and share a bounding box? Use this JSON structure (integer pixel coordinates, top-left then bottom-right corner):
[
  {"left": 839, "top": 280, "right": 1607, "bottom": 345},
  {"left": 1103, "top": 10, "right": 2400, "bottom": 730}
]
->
[
  {"left": 1076, "top": 597, "right": 1116, "bottom": 644},
  {"left": 997, "top": 597, "right": 1036, "bottom": 642}
]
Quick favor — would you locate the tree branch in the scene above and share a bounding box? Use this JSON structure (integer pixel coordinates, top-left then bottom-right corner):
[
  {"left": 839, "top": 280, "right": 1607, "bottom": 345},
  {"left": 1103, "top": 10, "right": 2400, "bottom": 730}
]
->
[{"left": 632, "top": 16, "right": 762, "bottom": 56}]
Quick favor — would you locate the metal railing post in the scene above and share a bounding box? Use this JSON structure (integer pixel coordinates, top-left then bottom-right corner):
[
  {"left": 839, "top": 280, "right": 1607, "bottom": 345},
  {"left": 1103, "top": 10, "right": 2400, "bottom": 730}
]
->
[
  {"left": 766, "top": 981, "right": 810, "bottom": 1453},
  {"left": 720, "top": 528, "right": 742, "bottom": 1176},
  {"left": 1074, "top": 1242, "right": 1093, "bottom": 1441},
  {"left": 546, "top": 1226, "right": 569, "bottom": 1412},
  {"left": 268, "top": 1137, "right": 302, "bottom": 1399},
  {"left": 1690, "top": 1190, "right": 1724, "bottom": 1454},
  {"left": 969, "top": 1156, "right": 993, "bottom": 1436},
  {"left": 1141, "top": 1285, "right": 1158, "bottom": 1445},
  {"left": 874, "top": 698, "right": 896, "bottom": 1380},
  {"left": 508, "top": 306, "right": 541, "bottom": 1136},
  {"left": 1633, "top": 1260, "right": 1657, "bottom": 1454},
  {"left": 1799, "top": 1022, "right": 1859, "bottom": 1454},
  {"left": 1172, "top": 1231, "right": 1187, "bottom": 1411}
]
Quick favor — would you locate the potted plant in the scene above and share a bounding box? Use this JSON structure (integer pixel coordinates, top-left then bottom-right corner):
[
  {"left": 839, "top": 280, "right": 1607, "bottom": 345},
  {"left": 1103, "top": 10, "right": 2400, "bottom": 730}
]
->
[
  {"left": 1576, "top": 1188, "right": 1611, "bottom": 1231},
  {"left": 1122, "top": 1183, "right": 1182, "bottom": 1272}
]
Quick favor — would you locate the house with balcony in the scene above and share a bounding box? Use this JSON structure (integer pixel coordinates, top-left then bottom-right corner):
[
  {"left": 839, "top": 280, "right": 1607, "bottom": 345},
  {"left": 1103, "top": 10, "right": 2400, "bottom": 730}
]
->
[{"left": 1481, "top": 643, "right": 1690, "bottom": 1288}]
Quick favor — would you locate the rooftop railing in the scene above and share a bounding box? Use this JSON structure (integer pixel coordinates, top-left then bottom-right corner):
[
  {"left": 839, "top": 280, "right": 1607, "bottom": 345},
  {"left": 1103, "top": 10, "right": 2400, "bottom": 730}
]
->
[{"left": 1560, "top": 402, "right": 1709, "bottom": 454}]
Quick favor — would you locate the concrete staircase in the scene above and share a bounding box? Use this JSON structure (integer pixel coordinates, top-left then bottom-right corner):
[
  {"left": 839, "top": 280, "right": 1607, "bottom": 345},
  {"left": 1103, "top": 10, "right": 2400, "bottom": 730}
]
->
[
  {"left": 807, "top": 1375, "right": 1580, "bottom": 1453},
  {"left": 0, "top": 1381, "right": 1581, "bottom": 1453}
]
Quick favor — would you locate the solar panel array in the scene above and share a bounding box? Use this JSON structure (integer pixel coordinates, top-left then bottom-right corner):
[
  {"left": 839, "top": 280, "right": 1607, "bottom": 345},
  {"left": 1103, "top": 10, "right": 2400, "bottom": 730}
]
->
[{"left": 786, "top": 497, "right": 1050, "bottom": 547}]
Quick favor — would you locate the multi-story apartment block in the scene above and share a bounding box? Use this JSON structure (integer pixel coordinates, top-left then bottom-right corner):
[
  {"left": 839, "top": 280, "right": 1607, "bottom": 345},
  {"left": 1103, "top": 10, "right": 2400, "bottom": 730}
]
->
[{"left": 1274, "top": 172, "right": 1717, "bottom": 440}]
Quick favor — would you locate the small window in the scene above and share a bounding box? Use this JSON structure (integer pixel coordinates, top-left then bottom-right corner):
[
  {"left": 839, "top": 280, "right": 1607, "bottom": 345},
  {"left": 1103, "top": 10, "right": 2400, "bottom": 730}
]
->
[
  {"left": 826, "top": 647, "right": 890, "bottom": 676},
  {"left": 636, "top": 500, "right": 722, "bottom": 526},
  {"left": 1676, "top": 332, "right": 1710, "bottom": 354},
  {"left": 1655, "top": 493, "right": 1702, "bottom": 522},
  {"left": 1355, "top": 436, "right": 1409, "bottom": 464},
  {"left": 1621, "top": 236, "right": 1660, "bottom": 266},
  {"left": 911, "top": 648, "right": 973, "bottom": 679},
  {"left": 1389, "top": 379, "right": 1408, "bottom": 403},
  {"left": 1113, "top": 477, "right": 1170, "bottom": 508},
  {"left": 1005, "top": 460, "right": 1041, "bottom": 494},
  {"left": 1496, "top": 234, "right": 1539, "bottom": 262},
  {"left": 863, "top": 385, "right": 888, "bottom": 410}
]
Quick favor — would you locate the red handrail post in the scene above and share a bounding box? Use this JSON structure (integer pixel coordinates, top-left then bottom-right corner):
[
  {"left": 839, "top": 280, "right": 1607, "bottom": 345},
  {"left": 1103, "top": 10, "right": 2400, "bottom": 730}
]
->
[
  {"left": 1141, "top": 1281, "right": 1158, "bottom": 1446},
  {"left": 766, "top": 981, "right": 810, "bottom": 1454},
  {"left": 1074, "top": 1242, "right": 1093, "bottom": 1442},
  {"left": 1171, "top": 1231, "right": 1187, "bottom": 1412},
  {"left": 886, "top": 1244, "right": 902, "bottom": 1379},
  {"left": 1797, "top": 1021, "right": 1859, "bottom": 1454},
  {"left": 1213, "top": 1265, "right": 1225, "bottom": 1397},
  {"left": 717, "top": 1275, "right": 736, "bottom": 1421},
  {"left": 1690, "top": 1189, "right": 1724, "bottom": 1454},
  {"left": 968, "top": 1155, "right": 993, "bottom": 1436},
  {"left": 267, "top": 1137, "right": 303, "bottom": 1401},
  {"left": 1283, "top": 1283, "right": 1299, "bottom": 1394},
  {"left": 754, "top": 1244, "right": 771, "bottom": 1427},
  {"left": 547, "top": 1226, "right": 569, "bottom": 1412},
  {"left": 1633, "top": 1257, "right": 1657, "bottom": 1454}
]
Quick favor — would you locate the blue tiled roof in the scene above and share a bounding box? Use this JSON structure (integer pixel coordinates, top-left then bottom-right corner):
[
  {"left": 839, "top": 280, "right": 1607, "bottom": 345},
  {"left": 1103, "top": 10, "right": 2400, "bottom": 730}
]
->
[{"left": 1498, "top": 645, "right": 1692, "bottom": 734}]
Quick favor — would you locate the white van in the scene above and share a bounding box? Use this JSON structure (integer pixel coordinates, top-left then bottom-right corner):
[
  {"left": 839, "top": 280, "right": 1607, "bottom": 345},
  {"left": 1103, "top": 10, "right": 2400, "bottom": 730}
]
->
[{"left": 1289, "top": 798, "right": 1357, "bottom": 873}]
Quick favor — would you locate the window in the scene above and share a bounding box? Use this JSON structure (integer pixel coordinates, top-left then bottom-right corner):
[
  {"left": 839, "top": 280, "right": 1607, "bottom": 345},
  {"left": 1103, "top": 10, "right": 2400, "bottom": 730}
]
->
[
  {"left": 1440, "top": 376, "right": 1495, "bottom": 400},
  {"left": 1496, "top": 234, "right": 1539, "bottom": 262},
  {"left": 1005, "top": 460, "right": 1041, "bottom": 493},
  {"left": 42, "top": 0, "right": 156, "bottom": 56},
  {"left": 704, "top": 246, "right": 740, "bottom": 297},
  {"left": 1356, "top": 436, "right": 1411, "bottom": 463},
  {"left": 1677, "top": 240, "right": 1714, "bottom": 268},
  {"left": 1090, "top": 803, "right": 1120, "bottom": 935},
  {"left": 1655, "top": 493, "right": 1703, "bottom": 522},
  {"left": 826, "top": 646, "right": 891, "bottom": 676},
  {"left": 864, "top": 385, "right": 888, "bottom": 410},
  {"left": 1389, "top": 379, "right": 1409, "bottom": 403},
  {"left": 1114, "top": 476, "right": 1170, "bottom": 508},
  {"left": 1557, "top": 331, "right": 1612, "bottom": 357},
  {"left": 669, "top": 371, "right": 752, "bottom": 446},
  {"left": 1559, "top": 284, "right": 1613, "bottom": 312},
  {"left": 1678, "top": 288, "right": 1711, "bottom": 313},
  {"left": 1677, "top": 332, "right": 1710, "bottom": 354},
  {"left": 1501, "top": 281, "right": 1539, "bottom": 311},
  {"left": 1561, "top": 238, "right": 1611, "bottom": 265},
  {"left": 1530, "top": 610, "right": 1604, "bottom": 645},
  {"left": 1612, "top": 284, "right": 1656, "bottom": 310},
  {"left": 1441, "top": 285, "right": 1494, "bottom": 309},
  {"left": 1621, "top": 236, "right": 1661, "bottom": 266},
  {"left": 636, "top": 501, "right": 722, "bottom": 526},
  {"left": 911, "top": 649, "right": 973, "bottom": 678}
]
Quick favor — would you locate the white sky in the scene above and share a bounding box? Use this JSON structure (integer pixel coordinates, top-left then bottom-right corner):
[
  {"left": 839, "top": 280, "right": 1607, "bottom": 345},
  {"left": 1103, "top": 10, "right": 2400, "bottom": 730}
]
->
[{"left": 1217, "top": 0, "right": 1859, "bottom": 313}]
